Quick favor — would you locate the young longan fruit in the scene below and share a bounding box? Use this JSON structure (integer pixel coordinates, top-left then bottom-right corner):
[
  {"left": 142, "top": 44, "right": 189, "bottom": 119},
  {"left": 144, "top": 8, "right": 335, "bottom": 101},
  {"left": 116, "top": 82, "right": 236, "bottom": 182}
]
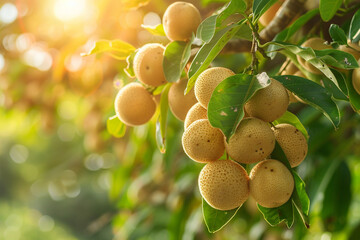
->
[
  {"left": 184, "top": 102, "right": 207, "bottom": 129},
  {"left": 245, "top": 79, "right": 289, "bottom": 122},
  {"left": 272, "top": 123, "right": 308, "bottom": 167},
  {"left": 133, "top": 43, "right": 167, "bottom": 87},
  {"left": 225, "top": 117, "right": 275, "bottom": 164},
  {"left": 114, "top": 82, "right": 156, "bottom": 126},
  {"left": 162, "top": 2, "right": 201, "bottom": 41},
  {"left": 297, "top": 38, "right": 332, "bottom": 74},
  {"left": 168, "top": 78, "right": 197, "bottom": 121},
  {"left": 182, "top": 119, "right": 225, "bottom": 163},
  {"left": 195, "top": 67, "right": 235, "bottom": 109},
  {"left": 199, "top": 159, "right": 249, "bottom": 210},
  {"left": 352, "top": 59, "right": 360, "bottom": 95},
  {"left": 250, "top": 159, "right": 294, "bottom": 208}
]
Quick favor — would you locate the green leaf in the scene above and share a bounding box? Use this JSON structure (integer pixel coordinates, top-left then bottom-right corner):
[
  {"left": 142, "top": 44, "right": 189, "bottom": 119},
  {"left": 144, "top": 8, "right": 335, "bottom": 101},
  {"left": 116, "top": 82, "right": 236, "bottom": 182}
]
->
[
  {"left": 196, "top": 15, "right": 218, "bottom": 43},
  {"left": 319, "top": 0, "right": 342, "bottom": 22},
  {"left": 273, "top": 75, "right": 340, "bottom": 128},
  {"left": 141, "top": 24, "right": 166, "bottom": 36},
  {"left": 257, "top": 199, "right": 294, "bottom": 228},
  {"left": 216, "top": 0, "right": 247, "bottom": 26},
  {"left": 81, "top": 40, "right": 136, "bottom": 60},
  {"left": 107, "top": 115, "right": 126, "bottom": 138},
  {"left": 314, "top": 49, "right": 359, "bottom": 70},
  {"left": 234, "top": 22, "right": 252, "bottom": 41},
  {"left": 268, "top": 9, "right": 319, "bottom": 59},
  {"left": 155, "top": 83, "right": 171, "bottom": 153},
  {"left": 273, "top": 111, "right": 309, "bottom": 139},
  {"left": 349, "top": 9, "right": 360, "bottom": 42},
  {"left": 321, "top": 74, "right": 348, "bottom": 101},
  {"left": 124, "top": 50, "right": 137, "bottom": 78},
  {"left": 163, "top": 40, "right": 192, "bottom": 83},
  {"left": 321, "top": 161, "right": 351, "bottom": 232},
  {"left": 329, "top": 24, "right": 348, "bottom": 45},
  {"left": 187, "top": 24, "right": 242, "bottom": 93},
  {"left": 271, "top": 41, "right": 339, "bottom": 87},
  {"left": 208, "top": 73, "right": 271, "bottom": 140},
  {"left": 252, "top": 0, "right": 278, "bottom": 21},
  {"left": 202, "top": 198, "right": 241, "bottom": 233},
  {"left": 344, "top": 70, "right": 360, "bottom": 112}
]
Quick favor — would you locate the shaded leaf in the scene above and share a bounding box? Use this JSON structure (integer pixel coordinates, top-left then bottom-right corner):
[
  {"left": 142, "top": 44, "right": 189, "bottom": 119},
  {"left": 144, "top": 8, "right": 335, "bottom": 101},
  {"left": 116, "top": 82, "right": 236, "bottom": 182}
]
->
[
  {"left": 268, "top": 9, "right": 319, "bottom": 59},
  {"left": 253, "top": 0, "right": 278, "bottom": 21},
  {"left": 273, "top": 75, "right": 340, "bottom": 128},
  {"left": 155, "top": 83, "right": 171, "bottom": 153},
  {"left": 329, "top": 24, "right": 347, "bottom": 45},
  {"left": 349, "top": 9, "right": 360, "bottom": 42},
  {"left": 187, "top": 24, "right": 242, "bottom": 93},
  {"left": 163, "top": 40, "right": 192, "bottom": 83},
  {"left": 81, "top": 39, "right": 136, "bottom": 60},
  {"left": 314, "top": 49, "right": 359, "bottom": 70},
  {"left": 107, "top": 115, "right": 126, "bottom": 138},
  {"left": 141, "top": 24, "right": 166, "bottom": 36},
  {"left": 196, "top": 15, "right": 218, "bottom": 43},
  {"left": 273, "top": 111, "right": 309, "bottom": 139},
  {"left": 202, "top": 198, "right": 240, "bottom": 233},
  {"left": 208, "top": 73, "right": 271, "bottom": 140},
  {"left": 257, "top": 199, "right": 294, "bottom": 228},
  {"left": 319, "top": 0, "right": 342, "bottom": 22},
  {"left": 344, "top": 70, "right": 360, "bottom": 112},
  {"left": 216, "top": 0, "right": 247, "bottom": 26}
]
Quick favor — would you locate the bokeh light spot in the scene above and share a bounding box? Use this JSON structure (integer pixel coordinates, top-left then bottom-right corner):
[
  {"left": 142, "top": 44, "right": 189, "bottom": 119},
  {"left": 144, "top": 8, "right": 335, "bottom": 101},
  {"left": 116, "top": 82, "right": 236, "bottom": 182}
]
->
[
  {"left": 143, "top": 12, "right": 161, "bottom": 26},
  {"left": 54, "top": 0, "right": 86, "bottom": 22},
  {"left": 38, "top": 215, "right": 55, "bottom": 232},
  {"left": 0, "top": 3, "right": 18, "bottom": 24},
  {"left": 9, "top": 144, "right": 29, "bottom": 164}
]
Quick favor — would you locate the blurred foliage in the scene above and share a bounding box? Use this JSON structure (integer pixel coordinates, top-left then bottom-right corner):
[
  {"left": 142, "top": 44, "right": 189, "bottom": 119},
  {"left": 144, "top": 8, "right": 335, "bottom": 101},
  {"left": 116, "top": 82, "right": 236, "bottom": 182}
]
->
[{"left": 0, "top": 0, "right": 360, "bottom": 239}]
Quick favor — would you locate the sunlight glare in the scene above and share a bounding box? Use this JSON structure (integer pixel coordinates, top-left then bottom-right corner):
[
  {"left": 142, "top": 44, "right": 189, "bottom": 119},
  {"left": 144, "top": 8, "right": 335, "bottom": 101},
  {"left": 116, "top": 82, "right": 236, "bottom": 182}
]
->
[{"left": 54, "top": 0, "right": 87, "bottom": 22}]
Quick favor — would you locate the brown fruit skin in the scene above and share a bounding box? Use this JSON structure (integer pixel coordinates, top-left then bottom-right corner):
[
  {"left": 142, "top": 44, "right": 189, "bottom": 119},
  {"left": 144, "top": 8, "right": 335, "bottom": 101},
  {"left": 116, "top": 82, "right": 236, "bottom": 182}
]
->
[
  {"left": 162, "top": 2, "right": 201, "bottom": 41},
  {"left": 272, "top": 123, "right": 308, "bottom": 167},
  {"left": 352, "top": 59, "right": 360, "bottom": 95},
  {"left": 133, "top": 43, "right": 167, "bottom": 87},
  {"left": 114, "top": 82, "right": 156, "bottom": 126},
  {"left": 250, "top": 159, "right": 294, "bottom": 208},
  {"left": 199, "top": 159, "right": 249, "bottom": 210},
  {"left": 245, "top": 79, "right": 289, "bottom": 122},
  {"left": 182, "top": 119, "right": 225, "bottom": 163},
  {"left": 280, "top": 61, "right": 299, "bottom": 103},
  {"left": 168, "top": 78, "right": 197, "bottom": 121},
  {"left": 259, "top": 1, "right": 282, "bottom": 27},
  {"left": 297, "top": 38, "right": 332, "bottom": 74},
  {"left": 184, "top": 102, "right": 207, "bottom": 129},
  {"left": 225, "top": 117, "right": 275, "bottom": 164},
  {"left": 195, "top": 67, "right": 235, "bottom": 109}
]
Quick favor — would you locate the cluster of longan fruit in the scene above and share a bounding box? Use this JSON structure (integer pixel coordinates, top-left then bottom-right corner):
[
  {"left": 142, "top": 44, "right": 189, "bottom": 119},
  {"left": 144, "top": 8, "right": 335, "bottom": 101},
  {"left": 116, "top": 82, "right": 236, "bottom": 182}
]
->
[
  {"left": 181, "top": 66, "right": 309, "bottom": 210},
  {"left": 114, "top": 1, "right": 201, "bottom": 126}
]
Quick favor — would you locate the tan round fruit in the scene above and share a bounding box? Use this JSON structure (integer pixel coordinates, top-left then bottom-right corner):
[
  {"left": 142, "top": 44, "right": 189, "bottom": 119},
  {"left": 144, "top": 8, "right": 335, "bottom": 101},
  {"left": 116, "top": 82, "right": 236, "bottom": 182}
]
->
[
  {"left": 168, "top": 78, "right": 197, "bottom": 121},
  {"left": 245, "top": 79, "right": 289, "bottom": 122},
  {"left": 225, "top": 117, "right": 275, "bottom": 164},
  {"left": 182, "top": 119, "right": 225, "bottom": 163},
  {"left": 250, "top": 159, "right": 294, "bottom": 208},
  {"left": 339, "top": 43, "right": 360, "bottom": 60},
  {"left": 133, "top": 43, "right": 167, "bottom": 87},
  {"left": 259, "top": 1, "right": 282, "bottom": 26},
  {"left": 199, "top": 159, "right": 249, "bottom": 210},
  {"left": 280, "top": 61, "right": 298, "bottom": 76},
  {"left": 114, "top": 82, "right": 156, "bottom": 126},
  {"left": 184, "top": 102, "right": 207, "bottom": 129},
  {"left": 297, "top": 38, "right": 331, "bottom": 74},
  {"left": 352, "top": 59, "right": 360, "bottom": 95},
  {"left": 162, "top": 1, "right": 201, "bottom": 41},
  {"left": 272, "top": 123, "right": 308, "bottom": 167},
  {"left": 195, "top": 67, "right": 235, "bottom": 109}
]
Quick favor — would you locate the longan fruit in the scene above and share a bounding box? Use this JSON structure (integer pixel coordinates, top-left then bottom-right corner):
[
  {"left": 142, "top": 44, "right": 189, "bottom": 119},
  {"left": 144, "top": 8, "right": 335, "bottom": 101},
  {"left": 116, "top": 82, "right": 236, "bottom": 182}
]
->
[
  {"left": 280, "top": 61, "right": 298, "bottom": 76},
  {"left": 297, "top": 38, "right": 332, "bottom": 74},
  {"left": 225, "top": 117, "right": 275, "bottom": 164},
  {"left": 352, "top": 59, "right": 360, "bottom": 95},
  {"left": 133, "top": 43, "right": 167, "bottom": 87},
  {"left": 195, "top": 67, "right": 235, "bottom": 109},
  {"left": 184, "top": 102, "right": 207, "bottom": 129},
  {"left": 259, "top": 1, "right": 283, "bottom": 27},
  {"left": 250, "top": 159, "right": 294, "bottom": 208},
  {"left": 272, "top": 123, "right": 308, "bottom": 167},
  {"left": 182, "top": 119, "right": 225, "bottom": 163},
  {"left": 114, "top": 82, "right": 156, "bottom": 126},
  {"left": 162, "top": 2, "right": 201, "bottom": 41},
  {"left": 199, "top": 159, "right": 249, "bottom": 210},
  {"left": 168, "top": 78, "right": 197, "bottom": 121},
  {"left": 339, "top": 40, "right": 360, "bottom": 60},
  {"left": 245, "top": 79, "right": 289, "bottom": 122}
]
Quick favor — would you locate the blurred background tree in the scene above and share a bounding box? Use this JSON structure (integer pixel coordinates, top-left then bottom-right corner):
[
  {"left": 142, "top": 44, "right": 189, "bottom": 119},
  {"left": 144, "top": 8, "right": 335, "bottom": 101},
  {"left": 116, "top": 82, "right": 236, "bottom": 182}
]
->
[{"left": 1, "top": 0, "right": 360, "bottom": 239}]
